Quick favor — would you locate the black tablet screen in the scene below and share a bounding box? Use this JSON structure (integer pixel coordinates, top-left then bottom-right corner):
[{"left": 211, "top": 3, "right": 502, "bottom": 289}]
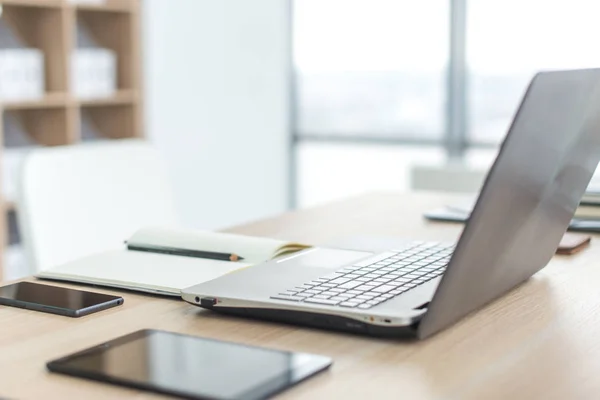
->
[
  {"left": 0, "top": 281, "right": 120, "bottom": 310},
  {"left": 48, "top": 330, "right": 332, "bottom": 400}
]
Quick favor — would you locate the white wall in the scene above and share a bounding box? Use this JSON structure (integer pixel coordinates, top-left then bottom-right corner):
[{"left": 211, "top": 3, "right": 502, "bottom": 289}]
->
[{"left": 142, "top": 0, "right": 291, "bottom": 230}]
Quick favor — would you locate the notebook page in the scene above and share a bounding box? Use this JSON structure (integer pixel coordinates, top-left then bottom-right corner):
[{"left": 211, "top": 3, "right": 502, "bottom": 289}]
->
[
  {"left": 37, "top": 250, "right": 250, "bottom": 294},
  {"left": 128, "top": 226, "right": 292, "bottom": 264}
]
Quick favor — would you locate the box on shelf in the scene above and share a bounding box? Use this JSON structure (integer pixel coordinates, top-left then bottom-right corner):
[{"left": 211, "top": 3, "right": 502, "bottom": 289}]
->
[
  {"left": 71, "top": 49, "right": 116, "bottom": 98},
  {"left": 0, "top": 19, "right": 45, "bottom": 101},
  {"left": 72, "top": 20, "right": 116, "bottom": 99}
]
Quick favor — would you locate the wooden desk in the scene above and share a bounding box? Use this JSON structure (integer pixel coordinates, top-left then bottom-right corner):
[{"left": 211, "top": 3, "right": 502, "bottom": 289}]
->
[{"left": 2, "top": 191, "right": 599, "bottom": 399}]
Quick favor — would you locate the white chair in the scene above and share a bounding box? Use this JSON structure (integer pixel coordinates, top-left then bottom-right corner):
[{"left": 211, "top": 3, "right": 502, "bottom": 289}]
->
[{"left": 16, "top": 138, "right": 179, "bottom": 273}]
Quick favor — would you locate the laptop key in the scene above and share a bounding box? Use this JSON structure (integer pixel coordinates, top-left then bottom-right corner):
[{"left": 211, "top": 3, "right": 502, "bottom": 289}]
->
[
  {"left": 304, "top": 298, "right": 340, "bottom": 306},
  {"left": 358, "top": 304, "right": 373, "bottom": 309},
  {"left": 329, "top": 277, "right": 351, "bottom": 285},
  {"left": 372, "top": 285, "right": 396, "bottom": 293},
  {"left": 339, "top": 302, "right": 359, "bottom": 308},
  {"left": 401, "top": 265, "right": 420, "bottom": 271},
  {"left": 321, "top": 291, "right": 340, "bottom": 297},
  {"left": 304, "top": 289, "right": 321, "bottom": 294},
  {"left": 385, "top": 270, "right": 402, "bottom": 276},
  {"left": 373, "top": 277, "right": 392, "bottom": 283},
  {"left": 356, "top": 294, "right": 376, "bottom": 300},
  {"left": 338, "top": 281, "right": 362, "bottom": 290},
  {"left": 356, "top": 284, "right": 377, "bottom": 292}
]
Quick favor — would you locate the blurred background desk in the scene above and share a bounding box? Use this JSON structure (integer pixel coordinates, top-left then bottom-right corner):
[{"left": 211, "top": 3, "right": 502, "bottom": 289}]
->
[{"left": 1, "top": 191, "right": 599, "bottom": 399}]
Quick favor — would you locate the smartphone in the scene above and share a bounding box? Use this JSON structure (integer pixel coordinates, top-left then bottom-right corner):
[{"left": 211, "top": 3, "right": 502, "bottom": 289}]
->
[
  {"left": 0, "top": 281, "right": 123, "bottom": 317},
  {"left": 47, "top": 329, "right": 333, "bottom": 400}
]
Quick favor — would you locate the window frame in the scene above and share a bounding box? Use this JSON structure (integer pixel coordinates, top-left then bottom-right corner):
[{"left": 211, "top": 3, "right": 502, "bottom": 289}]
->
[{"left": 288, "top": 0, "right": 494, "bottom": 207}]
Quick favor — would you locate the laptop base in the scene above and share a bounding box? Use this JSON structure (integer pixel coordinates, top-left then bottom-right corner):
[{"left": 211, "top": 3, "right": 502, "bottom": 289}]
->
[{"left": 193, "top": 302, "right": 420, "bottom": 339}]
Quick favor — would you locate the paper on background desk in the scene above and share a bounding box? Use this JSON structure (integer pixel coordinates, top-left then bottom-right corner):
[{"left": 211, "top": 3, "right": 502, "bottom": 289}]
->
[
  {"left": 36, "top": 250, "right": 249, "bottom": 296},
  {"left": 424, "top": 198, "right": 600, "bottom": 233}
]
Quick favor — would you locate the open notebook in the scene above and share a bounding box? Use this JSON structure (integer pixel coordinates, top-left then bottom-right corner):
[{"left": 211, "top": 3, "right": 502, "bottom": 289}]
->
[{"left": 36, "top": 226, "right": 310, "bottom": 296}]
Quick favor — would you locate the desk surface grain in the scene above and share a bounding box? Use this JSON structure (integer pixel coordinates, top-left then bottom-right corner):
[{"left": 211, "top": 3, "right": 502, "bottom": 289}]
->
[{"left": 2, "top": 191, "right": 600, "bottom": 400}]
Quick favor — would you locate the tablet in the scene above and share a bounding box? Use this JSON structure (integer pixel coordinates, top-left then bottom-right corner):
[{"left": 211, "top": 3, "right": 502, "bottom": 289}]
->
[{"left": 47, "top": 329, "right": 332, "bottom": 400}]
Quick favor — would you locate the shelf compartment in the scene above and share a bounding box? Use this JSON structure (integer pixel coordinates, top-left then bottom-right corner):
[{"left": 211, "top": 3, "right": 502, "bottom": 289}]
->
[
  {"left": 5, "top": 108, "right": 70, "bottom": 146},
  {"left": 76, "top": 8, "right": 136, "bottom": 90},
  {"left": 80, "top": 103, "right": 139, "bottom": 140},
  {"left": 2, "top": 3, "right": 68, "bottom": 92}
]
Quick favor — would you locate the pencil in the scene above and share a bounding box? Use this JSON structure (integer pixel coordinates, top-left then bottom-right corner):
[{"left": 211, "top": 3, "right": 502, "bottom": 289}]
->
[{"left": 126, "top": 243, "right": 245, "bottom": 262}]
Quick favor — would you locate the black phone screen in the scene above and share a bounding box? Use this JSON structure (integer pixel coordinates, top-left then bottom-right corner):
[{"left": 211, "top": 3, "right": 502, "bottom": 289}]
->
[
  {"left": 48, "top": 329, "right": 332, "bottom": 400},
  {"left": 0, "top": 281, "right": 122, "bottom": 311}
]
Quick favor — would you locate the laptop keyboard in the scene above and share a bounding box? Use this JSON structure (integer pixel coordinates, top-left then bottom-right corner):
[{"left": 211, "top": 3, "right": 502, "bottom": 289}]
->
[{"left": 270, "top": 242, "right": 454, "bottom": 310}]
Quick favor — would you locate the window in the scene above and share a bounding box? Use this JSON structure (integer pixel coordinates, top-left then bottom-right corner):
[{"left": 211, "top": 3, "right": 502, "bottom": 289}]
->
[
  {"left": 294, "top": 0, "right": 449, "bottom": 140},
  {"left": 297, "top": 143, "right": 445, "bottom": 207},
  {"left": 293, "top": 0, "right": 600, "bottom": 205},
  {"left": 467, "top": 0, "right": 600, "bottom": 144}
]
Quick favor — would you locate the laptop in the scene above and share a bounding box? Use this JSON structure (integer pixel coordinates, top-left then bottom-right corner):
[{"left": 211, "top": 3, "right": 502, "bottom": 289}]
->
[{"left": 182, "top": 68, "right": 600, "bottom": 339}]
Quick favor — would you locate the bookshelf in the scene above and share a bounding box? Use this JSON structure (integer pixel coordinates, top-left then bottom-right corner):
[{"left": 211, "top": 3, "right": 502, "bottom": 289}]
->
[{"left": 0, "top": 0, "right": 143, "bottom": 281}]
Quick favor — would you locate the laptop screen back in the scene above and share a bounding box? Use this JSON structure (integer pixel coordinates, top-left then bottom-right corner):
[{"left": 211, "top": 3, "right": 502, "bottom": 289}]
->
[{"left": 419, "top": 68, "right": 600, "bottom": 338}]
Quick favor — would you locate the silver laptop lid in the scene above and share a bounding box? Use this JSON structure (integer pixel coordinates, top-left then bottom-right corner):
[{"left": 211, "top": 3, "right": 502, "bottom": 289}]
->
[{"left": 419, "top": 68, "right": 600, "bottom": 339}]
